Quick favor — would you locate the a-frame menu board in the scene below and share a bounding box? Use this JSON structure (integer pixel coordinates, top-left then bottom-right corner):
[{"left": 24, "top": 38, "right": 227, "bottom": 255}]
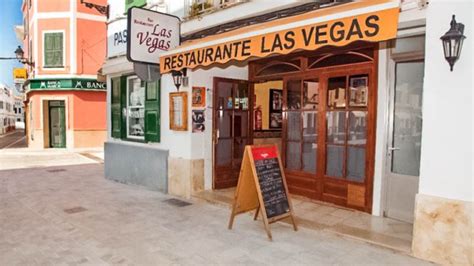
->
[{"left": 228, "top": 145, "right": 297, "bottom": 240}]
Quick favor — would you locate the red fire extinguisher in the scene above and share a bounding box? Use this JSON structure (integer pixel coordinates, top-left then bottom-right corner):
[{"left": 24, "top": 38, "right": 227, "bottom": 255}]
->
[{"left": 255, "top": 106, "right": 262, "bottom": 130}]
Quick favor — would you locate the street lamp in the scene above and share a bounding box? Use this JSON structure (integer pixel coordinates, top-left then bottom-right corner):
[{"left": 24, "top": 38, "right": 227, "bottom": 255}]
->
[
  {"left": 14, "top": 46, "right": 24, "bottom": 60},
  {"left": 14, "top": 46, "right": 34, "bottom": 66},
  {"left": 172, "top": 70, "right": 183, "bottom": 91},
  {"left": 440, "top": 15, "right": 466, "bottom": 72}
]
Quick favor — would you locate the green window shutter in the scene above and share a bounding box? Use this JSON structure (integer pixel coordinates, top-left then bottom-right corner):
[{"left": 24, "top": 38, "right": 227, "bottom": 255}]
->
[
  {"left": 111, "top": 77, "right": 121, "bottom": 138},
  {"left": 120, "top": 76, "right": 128, "bottom": 139},
  {"left": 144, "top": 80, "right": 160, "bottom": 142},
  {"left": 44, "top": 32, "right": 63, "bottom": 68},
  {"left": 125, "top": 0, "right": 146, "bottom": 12}
]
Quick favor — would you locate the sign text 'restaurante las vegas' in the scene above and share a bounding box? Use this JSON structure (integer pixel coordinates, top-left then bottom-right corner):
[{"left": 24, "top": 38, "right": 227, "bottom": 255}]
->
[
  {"left": 160, "top": 8, "right": 399, "bottom": 73},
  {"left": 127, "top": 7, "right": 180, "bottom": 65}
]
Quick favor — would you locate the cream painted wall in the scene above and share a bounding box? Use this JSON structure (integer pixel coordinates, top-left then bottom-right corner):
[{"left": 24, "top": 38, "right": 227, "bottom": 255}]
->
[
  {"left": 418, "top": 0, "right": 473, "bottom": 202},
  {"left": 254, "top": 81, "right": 283, "bottom": 130}
]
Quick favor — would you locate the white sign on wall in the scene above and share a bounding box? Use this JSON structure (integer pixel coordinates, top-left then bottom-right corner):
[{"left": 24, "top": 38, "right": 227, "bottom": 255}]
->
[
  {"left": 127, "top": 7, "right": 180, "bottom": 65},
  {"left": 107, "top": 18, "right": 128, "bottom": 58}
]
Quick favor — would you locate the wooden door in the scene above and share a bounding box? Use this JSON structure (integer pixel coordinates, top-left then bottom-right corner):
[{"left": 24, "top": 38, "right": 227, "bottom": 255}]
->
[
  {"left": 213, "top": 77, "right": 250, "bottom": 189},
  {"left": 282, "top": 76, "right": 321, "bottom": 199},
  {"left": 320, "top": 66, "right": 375, "bottom": 212}
]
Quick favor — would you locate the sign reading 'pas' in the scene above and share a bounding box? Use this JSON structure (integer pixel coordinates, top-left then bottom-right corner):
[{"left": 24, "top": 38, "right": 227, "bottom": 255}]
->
[{"left": 127, "top": 7, "right": 180, "bottom": 65}]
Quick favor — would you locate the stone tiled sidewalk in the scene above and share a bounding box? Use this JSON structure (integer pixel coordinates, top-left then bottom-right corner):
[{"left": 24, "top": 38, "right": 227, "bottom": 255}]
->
[{"left": 0, "top": 164, "right": 430, "bottom": 265}]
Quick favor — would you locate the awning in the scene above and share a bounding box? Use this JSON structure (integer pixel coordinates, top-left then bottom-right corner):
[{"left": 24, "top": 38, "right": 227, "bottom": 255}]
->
[{"left": 160, "top": 0, "right": 400, "bottom": 73}]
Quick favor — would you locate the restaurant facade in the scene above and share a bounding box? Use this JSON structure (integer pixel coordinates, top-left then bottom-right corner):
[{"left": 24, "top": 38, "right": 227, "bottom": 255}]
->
[{"left": 104, "top": 1, "right": 472, "bottom": 265}]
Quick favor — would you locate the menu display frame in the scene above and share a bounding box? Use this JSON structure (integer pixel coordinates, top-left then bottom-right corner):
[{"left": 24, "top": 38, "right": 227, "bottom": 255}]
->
[{"left": 228, "top": 144, "right": 297, "bottom": 240}]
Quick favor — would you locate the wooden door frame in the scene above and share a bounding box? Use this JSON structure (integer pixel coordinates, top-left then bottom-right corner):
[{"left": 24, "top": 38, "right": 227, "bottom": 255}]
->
[
  {"left": 248, "top": 45, "right": 379, "bottom": 213},
  {"left": 212, "top": 77, "right": 251, "bottom": 189}
]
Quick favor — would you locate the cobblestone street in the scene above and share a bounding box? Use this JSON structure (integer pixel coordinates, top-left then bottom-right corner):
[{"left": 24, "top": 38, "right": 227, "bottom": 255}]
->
[{"left": 0, "top": 162, "right": 430, "bottom": 265}]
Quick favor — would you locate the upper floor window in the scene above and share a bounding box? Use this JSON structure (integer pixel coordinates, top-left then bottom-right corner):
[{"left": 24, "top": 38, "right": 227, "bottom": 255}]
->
[{"left": 43, "top": 32, "right": 64, "bottom": 68}]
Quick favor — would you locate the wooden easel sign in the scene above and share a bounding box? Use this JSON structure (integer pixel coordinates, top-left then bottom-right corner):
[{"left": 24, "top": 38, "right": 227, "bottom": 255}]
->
[{"left": 228, "top": 145, "right": 297, "bottom": 240}]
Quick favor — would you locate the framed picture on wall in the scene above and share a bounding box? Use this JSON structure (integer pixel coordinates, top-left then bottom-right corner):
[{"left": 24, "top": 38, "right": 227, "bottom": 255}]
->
[
  {"left": 269, "top": 112, "right": 282, "bottom": 129},
  {"left": 192, "top": 86, "right": 206, "bottom": 107},
  {"left": 169, "top": 92, "right": 188, "bottom": 131},
  {"left": 269, "top": 89, "right": 283, "bottom": 112},
  {"left": 192, "top": 109, "right": 205, "bottom": 133}
]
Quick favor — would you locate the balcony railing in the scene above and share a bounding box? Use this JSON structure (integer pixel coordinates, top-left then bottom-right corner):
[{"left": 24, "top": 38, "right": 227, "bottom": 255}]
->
[{"left": 184, "top": 0, "right": 249, "bottom": 20}]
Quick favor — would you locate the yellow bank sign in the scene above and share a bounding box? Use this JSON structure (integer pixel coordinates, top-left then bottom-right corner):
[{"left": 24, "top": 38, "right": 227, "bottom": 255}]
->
[
  {"left": 13, "top": 68, "right": 27, "bottom": 80},
  {"left": 160, "top": 7, "right": 399, "bottom": 73}
]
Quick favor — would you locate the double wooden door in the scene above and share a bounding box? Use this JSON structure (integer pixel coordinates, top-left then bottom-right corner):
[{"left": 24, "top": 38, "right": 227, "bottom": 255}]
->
[
  {"left": 212, "top": 65, "right": 375, "bottom": 212},
  {"left": 213, "top": 77, "right": 250, "bottom": 189},
  {"left": 282, "top": 65, "right": 375, "bottom": 212}
]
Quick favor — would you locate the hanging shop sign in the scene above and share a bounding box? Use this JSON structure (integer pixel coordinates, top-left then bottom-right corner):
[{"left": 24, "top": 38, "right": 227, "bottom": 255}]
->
[
  {"left": 29, "top": 79, "right": 106, "bottom": 90},
  {"left": 13, "top": 68, "right": 27, "bottom": 84},
  {"left": 107, "top": 18, "right": 128, "bottom": 58},
  {"left": 228, "top": 145, "right": 297, "bottom": 240},
  {"left": 127, "top": 7, "right": 180, "bottom": 65},
  {"left": 160, "top": 5, "right": 399, "bottom": 73}
]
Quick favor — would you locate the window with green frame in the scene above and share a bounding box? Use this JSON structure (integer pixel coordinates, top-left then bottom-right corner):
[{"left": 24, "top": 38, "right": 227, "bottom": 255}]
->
[
  {"left": 111, "top": 75, "right": 161, "bottom": 143},
  {"left": 44, "top": 32, "right": 63, "bottom": 68}
]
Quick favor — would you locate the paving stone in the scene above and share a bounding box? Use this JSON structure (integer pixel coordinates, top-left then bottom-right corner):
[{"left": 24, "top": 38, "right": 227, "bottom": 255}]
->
[{"left": 0, "top": 163, "right": 431, "bottom": 265}]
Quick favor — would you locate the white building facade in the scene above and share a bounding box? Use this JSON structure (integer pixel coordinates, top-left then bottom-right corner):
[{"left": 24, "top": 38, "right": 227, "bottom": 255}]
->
[
  {"left": 14, "top": 95, "right": 25, "bottom": 129},
  {"left": 0, "top": 85, "right": 17, "bottom": 135},
  {"left": 103, "top": 1, "right": 473, "bottom": 265}
]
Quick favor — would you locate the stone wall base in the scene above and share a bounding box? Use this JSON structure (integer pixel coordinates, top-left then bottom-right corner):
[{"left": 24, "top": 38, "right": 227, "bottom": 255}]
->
[
  {"left": 168, "top": 158, "right": 204, "bottom": 199},
  {"left": 104, "top": 141, "right": 168, "bottom": 192},
  {"left": 412, "top": 194, "right": 473, "bottom": 265}
]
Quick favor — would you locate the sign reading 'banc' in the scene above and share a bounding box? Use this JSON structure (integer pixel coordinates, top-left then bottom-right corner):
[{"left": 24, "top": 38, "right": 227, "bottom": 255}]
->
[{"left": 127, "top": 7, "right": 180, "bottom": 65}]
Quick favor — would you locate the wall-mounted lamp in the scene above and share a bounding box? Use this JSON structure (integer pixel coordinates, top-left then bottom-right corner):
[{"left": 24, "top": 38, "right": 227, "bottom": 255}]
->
[
  {"left": 171, "top": 70, "right": 183, "bottom": 91},
  {"left": 171, "top": 68, "right": 188, "bottom": 91},
  {"left": 440, "top": 15, "right": 466, "bottom": 71}
]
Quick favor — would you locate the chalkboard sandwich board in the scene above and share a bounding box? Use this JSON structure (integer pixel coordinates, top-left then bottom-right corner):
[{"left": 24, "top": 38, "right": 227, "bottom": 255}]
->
[{"left": 228, "top": 145, "right": 297, "bottom": 240}]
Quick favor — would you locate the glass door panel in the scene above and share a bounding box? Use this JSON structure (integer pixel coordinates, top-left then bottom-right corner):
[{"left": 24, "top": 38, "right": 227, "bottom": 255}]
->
[
  {"left": 213, "top": 78, "right": 249, "bottom": 189},
  {"left": 326, "top": 145, "right": 344, "bottom": 178},
  {"left": 284, "top": 78, "right": 319, "bottom": 175},
  {"left": 327, "top": 77, "right": 346, "bottom": 109},
  {"left": 215, "top": 81, "right": 233, "bottom": 167},
  {"left": 49, "top": 101, "right": 65, "bottom": 148},
  {"left": 287, "top": 80, "right": 301, "bottom": 110},
  {"left": 391, "top": 62, "right": 424, "bottom": 176},
  {"left": 302, "top": 111, "right": 317, "bottom": 173},
  {"left": 324, "top": 74, "right": 368, "bottom": 183},
  {"left": 385, "top": 60, "right": 424, "bottom": 222},
  {"left": 348, "top": 111, "right": 367, "bottom": 145}
]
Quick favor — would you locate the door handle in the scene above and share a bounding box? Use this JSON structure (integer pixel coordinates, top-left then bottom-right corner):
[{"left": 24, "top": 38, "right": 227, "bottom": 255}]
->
[
  {"left": 214, "top": 130, "right": 219, "bottom": 145},
  {"left": 388, "top": 147, "right": 400, "bottom": 151}
]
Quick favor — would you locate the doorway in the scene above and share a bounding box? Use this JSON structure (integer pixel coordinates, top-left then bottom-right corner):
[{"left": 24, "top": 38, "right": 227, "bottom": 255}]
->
[
  {"left": 212, "top": 44, "right": 378, "bottom": 212},
  {"left": 384, "top": 60, "right": 424, "bottom": 223},
  {"left": 213, "top": 77, "right": 250, "bottom": 189},
  {"left": 48, "top": 100, "right": 66, "bottom": 148},
  {"left": 384, "top": 35, "right": 425, "bottom": 223}
]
